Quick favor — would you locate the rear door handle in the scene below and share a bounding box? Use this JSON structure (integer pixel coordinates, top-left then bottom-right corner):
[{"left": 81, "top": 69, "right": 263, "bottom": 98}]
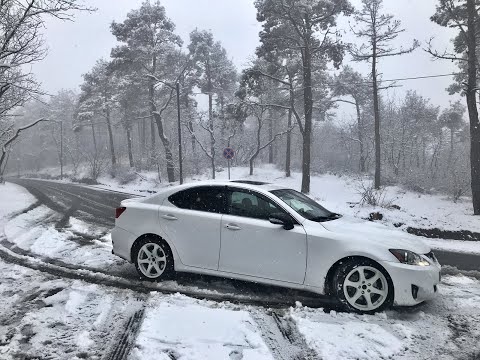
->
[
  {"left": 225, "top": 223, "right": 241, "bottom": 231},
  {"left": 162, "top": 214, "right": 178, "bottom": 221}
]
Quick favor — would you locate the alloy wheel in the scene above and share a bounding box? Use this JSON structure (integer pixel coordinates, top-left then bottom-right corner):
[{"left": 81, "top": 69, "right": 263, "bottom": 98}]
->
[
  {"left": 137, "top": 243, "right": 167, "bottom": 279},
  {"left": 342, "top": 265, "right": 389, "bottom": 311}
]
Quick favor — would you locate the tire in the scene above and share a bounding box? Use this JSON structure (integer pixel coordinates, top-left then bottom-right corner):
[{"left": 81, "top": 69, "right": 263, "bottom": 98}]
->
[
  {"left": 332, "top": 258, "right": 393, "bottom": 314},
  {"left": 132, "top": 237, "right": 174, "bottom": 281}
]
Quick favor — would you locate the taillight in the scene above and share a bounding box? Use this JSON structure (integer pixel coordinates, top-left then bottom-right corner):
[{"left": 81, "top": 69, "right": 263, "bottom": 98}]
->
[{"left": 115, "top": 207, "right": 126, "bottom": 219}]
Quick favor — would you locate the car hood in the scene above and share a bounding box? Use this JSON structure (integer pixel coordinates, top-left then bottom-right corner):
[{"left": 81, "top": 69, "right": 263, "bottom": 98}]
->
[{"left": 318, "top": 215, "right": 431, "bottom": 254}]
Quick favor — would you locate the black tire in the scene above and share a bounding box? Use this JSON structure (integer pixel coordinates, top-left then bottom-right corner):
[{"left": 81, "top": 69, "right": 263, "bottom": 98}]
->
[
  {"left": 332, "top": 258, "right": 394, "bottom": 314},
  {"left": 132, "top": 236, "right": 175, "bottom": 281}
]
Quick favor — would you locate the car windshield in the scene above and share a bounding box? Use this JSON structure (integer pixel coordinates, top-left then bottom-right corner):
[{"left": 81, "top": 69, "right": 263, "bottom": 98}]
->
[{"left": 271, "top": 189, "right": 340, "bottom": 222}]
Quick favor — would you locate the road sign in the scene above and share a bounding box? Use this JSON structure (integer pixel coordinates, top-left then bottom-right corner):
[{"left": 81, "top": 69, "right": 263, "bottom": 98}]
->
[{"left": 223, "top": 147, "right": 235, "bottom": 160}]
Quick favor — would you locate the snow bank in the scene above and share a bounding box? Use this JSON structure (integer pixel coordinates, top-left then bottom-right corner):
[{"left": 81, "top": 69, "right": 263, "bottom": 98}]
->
[
  {"left": 131, "top": 293, "right": 274, "bottom": 360},
  {"left": 92, "top": 165, "right": 480, "bottom": 235},
  {"left": 290, "top": 274, "right": 480, "bottom": 359},
  {"left": 4, "top": 208, "right": 120, "bottom": 269},
  {"left": 0, "top": 182, "right": 36, "bottom": 221},
  {"left": 295, "top": 316, "right": 404, "bottom": 359}
]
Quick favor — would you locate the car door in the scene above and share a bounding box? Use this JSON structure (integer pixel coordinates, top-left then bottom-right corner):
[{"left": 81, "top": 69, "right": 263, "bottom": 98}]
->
[
  {"left": 219, "top": 187, "right": 307, "bottom": 284},
  {"left": 159, "top": 185, "right": 225, "bottom": 270}
]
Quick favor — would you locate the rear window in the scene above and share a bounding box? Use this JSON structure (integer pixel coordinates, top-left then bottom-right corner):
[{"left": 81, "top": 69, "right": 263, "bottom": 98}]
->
[{"left": 168, "top": 186, "right": 225, "bottom": 213}]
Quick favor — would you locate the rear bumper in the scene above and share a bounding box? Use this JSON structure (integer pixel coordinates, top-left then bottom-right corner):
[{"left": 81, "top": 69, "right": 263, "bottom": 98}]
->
[
  {"left": 111, "top": 226, "right": 137, "bottom": 262},
  {"left": 380, "top": 260, "right": 441, "bottom": 306}
]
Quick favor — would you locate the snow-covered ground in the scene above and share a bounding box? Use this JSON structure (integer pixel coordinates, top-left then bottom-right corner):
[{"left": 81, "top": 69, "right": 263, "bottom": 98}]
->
[
  {"left": 95, "top": 165, "right": 480, "bottom": 254},
  {"left": 292, "top": 273, "right": 480, "bottom": 359},
  {"left": 25, "top": 163, "right": 480, "bottom": 235},
  {"left": 97, "top": 165, "right": 480, "bottom": 232},
  {"left": 0, "top": 182, "right": 37, "bottom": 225},
  {"left": 130, "top": 294, "right": 274, "bottom": 360},
  {"left": 1, "top": 255, "right": 479, "bottom": 359},
  {"left": 1, "top": 171, "right": 480, "bottom": 359}
]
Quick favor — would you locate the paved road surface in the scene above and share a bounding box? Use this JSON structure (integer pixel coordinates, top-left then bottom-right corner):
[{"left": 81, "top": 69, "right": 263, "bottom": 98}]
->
[{"left": 8, "top": 178, "right": 480, "bottom": 271}]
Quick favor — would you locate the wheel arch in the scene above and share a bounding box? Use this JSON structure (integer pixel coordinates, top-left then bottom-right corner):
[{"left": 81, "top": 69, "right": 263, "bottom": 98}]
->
[
  {"left": 130, "top": 233, "right": 179, "bottom": 267},
  {"left": 324, "top": 255, "right": 394, "bottom": 296}
]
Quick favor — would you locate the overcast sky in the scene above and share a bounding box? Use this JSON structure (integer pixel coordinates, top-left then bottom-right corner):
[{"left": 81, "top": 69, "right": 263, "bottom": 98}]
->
[{"left": 33, "top": 0, "right": 461, "bottom": 119}]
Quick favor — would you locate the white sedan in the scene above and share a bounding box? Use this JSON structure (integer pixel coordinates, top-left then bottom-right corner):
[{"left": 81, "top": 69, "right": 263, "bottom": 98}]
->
[{"left": 111, "top": 180, "right": 441, "bottom": 313}]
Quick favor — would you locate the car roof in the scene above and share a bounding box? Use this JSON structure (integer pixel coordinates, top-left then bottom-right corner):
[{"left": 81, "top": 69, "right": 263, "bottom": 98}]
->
[{"left": 155, "top": 179, "right": 288, "bottom": 194}]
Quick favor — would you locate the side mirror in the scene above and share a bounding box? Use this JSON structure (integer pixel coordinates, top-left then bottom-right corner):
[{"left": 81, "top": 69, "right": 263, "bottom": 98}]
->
[{"left": 269, "top": 212, "right": 294, "bottom": 230}]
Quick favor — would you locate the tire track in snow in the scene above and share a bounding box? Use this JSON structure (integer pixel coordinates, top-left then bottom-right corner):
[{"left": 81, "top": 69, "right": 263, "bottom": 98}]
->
[
  {"left": 250, "top": 308, "right": 317, "bottom": 360},
  {"left": 0, "top": 239, "right": 328, "bottom": 309},
  {"left": 102, "top": 306, "right": 146, "bottom": 360}
]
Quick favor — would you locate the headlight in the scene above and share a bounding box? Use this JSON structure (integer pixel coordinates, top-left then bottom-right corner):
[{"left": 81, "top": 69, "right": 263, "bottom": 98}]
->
[{"left": 389, "top": 249, "right": 430, "bottom": 266}]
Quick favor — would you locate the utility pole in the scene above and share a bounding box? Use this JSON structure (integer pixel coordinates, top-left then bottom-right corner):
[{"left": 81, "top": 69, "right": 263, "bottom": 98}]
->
[{"left": 176, "top": 81, "right": 183, "bottom": 184}]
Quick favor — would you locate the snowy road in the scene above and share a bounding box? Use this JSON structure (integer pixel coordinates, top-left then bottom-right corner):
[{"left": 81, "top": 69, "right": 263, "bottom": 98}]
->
[
  {"left": 1, "top": 257, "right": 479, "bottom": 359},
  {"left": 8, "top": 177, "right": 480, "bottom": 271},
  {"left": 1, "top": 180, "right": 480, "bottom": 359}
]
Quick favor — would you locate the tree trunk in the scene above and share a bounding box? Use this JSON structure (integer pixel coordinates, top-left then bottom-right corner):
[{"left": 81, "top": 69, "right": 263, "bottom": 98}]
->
[
  {"left": 126, "top": 126, "right": 134, "bottom": 168},
  {"left": 105, "top": 105, "right": 117, "bottom": 169},
  {"left": 285, "top": 109, "right": 292, "bottom": 177},
  {"left": 189, "top": 120, "right": 198, "bottom": 174},
  {"left": 355, "top": 101, "right": 366, "bottom": 172},
  {"left": 138, "top": 120, "right": 145, "bottom": 168},
  {"left": 250, "top": 117, "right": 263, "bottom": 176},
  {"left": 153, "top": 112, "right": 175, "bottom": 182},
  {"left": 209, "top": 93, "right": 215, "bottom": 179},
  {"left": 150, "top": 118, "right": 156, "bottom": 166},
  {"left": 219, "top": 96, "right": 226, "bottom": 140},
  {"left": 449, "top": 127, "right": 454, "bottom": 165},
  {"left": 185, "top": 95, "right": 198, "bottom": 175},
  {"left": 91, "top": 123, "right": 97, "bottom": 156},
  {"left": 268, "top": 114, "right": 274, "bottom": 163},
  {"left": 422, "top": 136, "right": 427, "bottom": 168},
  {"left": 467, "top": 0, "right": 480, "bottom": 214},
  {"left": 301, "top": 44, "right": 313, "bottom": 194},
  {"left": 372, "top": 44, "right": 381, "bottom": 189},
  {"left": 149, "top": 55, "right": 157, "bottom": 170}
]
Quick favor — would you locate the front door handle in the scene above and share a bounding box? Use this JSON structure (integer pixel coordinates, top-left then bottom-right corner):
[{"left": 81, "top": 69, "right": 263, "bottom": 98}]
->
[
  {"left": 225, "top": 223, "right": 241, "bottom": 231},
  {"left": 162, "top": 214, "right": 178, "bottom": 221}
]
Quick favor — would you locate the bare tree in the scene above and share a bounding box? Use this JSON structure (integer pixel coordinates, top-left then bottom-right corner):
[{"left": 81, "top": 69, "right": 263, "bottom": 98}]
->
[
  {"left": 0, "top": 0, "right": 92, "bottom": 116},
  {"left": 0, "top": 1, "right": 91, "bottom": 176},
  {"left": 350, "top": 0, "right": 419, "bottom": 189},
  {"left": 0, "top": 118, "right": 48, "bottom": 179}
]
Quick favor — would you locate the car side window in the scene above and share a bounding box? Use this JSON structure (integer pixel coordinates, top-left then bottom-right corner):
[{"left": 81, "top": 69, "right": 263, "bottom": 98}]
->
[
  {"left": 168, "top": 186, "right": 225, "bottom": 213},
  {"left": 227, "top": 189, "right": 287, "bottom": 220}
]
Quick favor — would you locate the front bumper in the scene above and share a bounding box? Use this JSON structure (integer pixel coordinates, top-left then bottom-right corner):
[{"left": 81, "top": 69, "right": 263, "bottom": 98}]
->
[{"left": 380, "top": 260, "right": 441, "bottom": 306}]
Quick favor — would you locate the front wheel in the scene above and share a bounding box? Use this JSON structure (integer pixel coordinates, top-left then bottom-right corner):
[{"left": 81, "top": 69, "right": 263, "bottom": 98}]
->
[
  {"left": 133, "top": 237, "right": 174, "bottom": 281},
  {"left": 333, "top": 259, "right": 393, "bottom": 314}
]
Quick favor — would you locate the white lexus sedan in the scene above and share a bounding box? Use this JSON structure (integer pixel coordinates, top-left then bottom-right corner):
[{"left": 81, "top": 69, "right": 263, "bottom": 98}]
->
[{"left": 111, "top": 180, "right": 441, "bottom": 313}]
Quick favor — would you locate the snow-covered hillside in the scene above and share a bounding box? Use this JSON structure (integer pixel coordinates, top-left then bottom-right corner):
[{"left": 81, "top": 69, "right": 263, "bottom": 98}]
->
[{"left": 93, "top": 165, "right": 480, "bottom": 254}]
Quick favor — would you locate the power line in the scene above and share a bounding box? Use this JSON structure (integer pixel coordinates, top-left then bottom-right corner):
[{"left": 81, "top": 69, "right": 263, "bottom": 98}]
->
[
  {"left": 380, "top": 72, "right": 465, "bottom": 83},
  {"left": 315, "top": 72, "right": 466, "bottom": 89},
  {"left": 329, "top": 72, "right": 465, "bottom": 87}
]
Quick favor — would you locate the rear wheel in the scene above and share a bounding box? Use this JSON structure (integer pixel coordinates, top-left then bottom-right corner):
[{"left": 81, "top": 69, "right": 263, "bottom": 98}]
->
[
  {"left": 133, "top": 237, "right": 174, "bottom": 281},
  {"left": 333, "top": 258, "right": 393, "bottom": 314}
]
